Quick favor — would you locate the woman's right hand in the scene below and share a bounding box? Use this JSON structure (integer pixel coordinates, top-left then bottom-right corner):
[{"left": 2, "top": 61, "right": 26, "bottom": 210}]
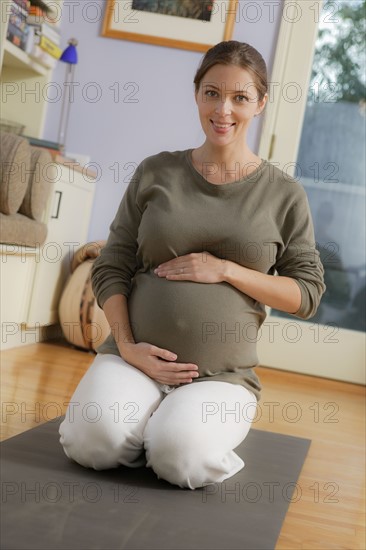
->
[{"left": 118, "top": 342, "right": 199, "bottom": 386}]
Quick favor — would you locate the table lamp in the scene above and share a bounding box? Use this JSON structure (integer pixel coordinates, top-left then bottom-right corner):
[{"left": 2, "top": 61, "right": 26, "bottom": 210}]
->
[{"left": 58, "top": 38, "right": 78, "bottom": 152}]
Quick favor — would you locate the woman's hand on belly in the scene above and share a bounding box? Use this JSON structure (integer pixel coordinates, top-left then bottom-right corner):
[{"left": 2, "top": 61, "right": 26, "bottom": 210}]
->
[
  {"left": 119, "top": 342, "right": 200, "bottom": 386},
  {"left": 153, "top": 252, "right": 227, "bottom": 284}
]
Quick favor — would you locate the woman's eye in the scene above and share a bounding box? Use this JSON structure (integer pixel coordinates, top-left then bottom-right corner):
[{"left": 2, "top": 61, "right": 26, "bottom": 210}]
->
[
  {"left": 204, "top": 90, "right": 218, "bottom": 97},
  {"left": 235, "top": 95, "right": 248, "bottom": 102}
]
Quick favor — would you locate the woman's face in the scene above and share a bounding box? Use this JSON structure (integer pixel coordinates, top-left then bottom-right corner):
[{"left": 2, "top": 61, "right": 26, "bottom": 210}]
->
[{"left": 195, "top": 64, "right": 267, "bottom": 148}]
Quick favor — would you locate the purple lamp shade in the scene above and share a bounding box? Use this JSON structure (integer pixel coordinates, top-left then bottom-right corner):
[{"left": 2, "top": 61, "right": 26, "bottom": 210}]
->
[{"left": 60, "top": 38, "right": 78, "bottom": 64}]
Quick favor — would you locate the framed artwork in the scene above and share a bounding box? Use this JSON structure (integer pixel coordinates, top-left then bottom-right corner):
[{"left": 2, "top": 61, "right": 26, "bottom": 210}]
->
[{"left": 101, "top": 0, "right": 238, "bottom": 52}]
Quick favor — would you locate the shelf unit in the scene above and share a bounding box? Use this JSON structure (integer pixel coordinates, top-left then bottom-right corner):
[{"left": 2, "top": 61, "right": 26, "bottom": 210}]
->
[{"left": 0, "top": 0, "right": 63, "bottom": 137}]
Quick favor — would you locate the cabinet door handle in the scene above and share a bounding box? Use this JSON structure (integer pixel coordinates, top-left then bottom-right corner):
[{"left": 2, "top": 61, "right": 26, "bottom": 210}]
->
[{"left": 51, "top": 191, "right": 62, "bottom": 219}]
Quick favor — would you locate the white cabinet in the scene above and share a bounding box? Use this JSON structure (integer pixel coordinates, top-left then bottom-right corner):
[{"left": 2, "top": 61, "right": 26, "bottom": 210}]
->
[
  {"left": 27, "top": 163, "right": 96, "bottom": 326},
  {"left": 0, "top": 245, "right": 36, "bottom": 325}
]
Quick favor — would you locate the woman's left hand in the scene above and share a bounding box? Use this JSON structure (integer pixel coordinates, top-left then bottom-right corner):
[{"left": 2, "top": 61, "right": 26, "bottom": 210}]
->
[{"left": 154, "top": 252, "right": 228, "bottom": 284}]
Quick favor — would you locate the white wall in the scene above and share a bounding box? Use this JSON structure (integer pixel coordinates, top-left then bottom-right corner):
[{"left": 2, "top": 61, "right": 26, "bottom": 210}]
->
[{"left": 43, "top": 0, "right": 283, "bottom": 240}]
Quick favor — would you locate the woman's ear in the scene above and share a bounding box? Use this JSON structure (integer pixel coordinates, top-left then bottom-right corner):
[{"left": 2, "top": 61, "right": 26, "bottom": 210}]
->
[{"left": 256, "top": 93, "right": 268, "bottom": 116}]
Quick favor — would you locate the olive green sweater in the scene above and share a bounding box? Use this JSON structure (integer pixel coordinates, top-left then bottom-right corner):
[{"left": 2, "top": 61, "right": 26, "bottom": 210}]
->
[{"left": 91, "top": 149, "right": 326, "bottom": 401}]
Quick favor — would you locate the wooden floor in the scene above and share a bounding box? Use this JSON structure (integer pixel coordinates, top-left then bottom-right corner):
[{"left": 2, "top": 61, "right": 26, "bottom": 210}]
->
[{"left": 1, "top": 340, "right": 365, "bottom": 550}]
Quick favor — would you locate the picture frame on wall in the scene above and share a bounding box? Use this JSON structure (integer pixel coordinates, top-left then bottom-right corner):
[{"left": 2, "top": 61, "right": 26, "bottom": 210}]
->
[{"left": 101, "top": 0, "right": 238, "bottom": 52}]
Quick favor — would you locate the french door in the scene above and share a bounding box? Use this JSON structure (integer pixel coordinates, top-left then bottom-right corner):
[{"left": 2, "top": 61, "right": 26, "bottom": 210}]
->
[{"left": 257, "top": 0, "right": 365, "bottom": 384}]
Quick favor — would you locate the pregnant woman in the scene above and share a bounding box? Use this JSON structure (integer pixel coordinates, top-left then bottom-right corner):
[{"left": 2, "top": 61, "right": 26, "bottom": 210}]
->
[{"left": 59, "top": 41, "right": 326, "bottom": 490}]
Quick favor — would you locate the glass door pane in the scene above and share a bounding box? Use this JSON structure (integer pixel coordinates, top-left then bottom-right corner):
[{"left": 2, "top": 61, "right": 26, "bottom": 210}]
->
[{"left": 272, "top": 0, "right": 366, "bottom": 333}]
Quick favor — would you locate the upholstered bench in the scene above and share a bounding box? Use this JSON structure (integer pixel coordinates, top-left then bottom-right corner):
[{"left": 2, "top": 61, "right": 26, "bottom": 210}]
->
[{"left": 0, "top": 132, "right": 53, "bottom": 247}]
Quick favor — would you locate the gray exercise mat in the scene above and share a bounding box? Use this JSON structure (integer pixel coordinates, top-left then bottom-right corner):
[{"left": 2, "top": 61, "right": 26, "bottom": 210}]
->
[{"left": 0, "top": 417, "right": 311, "bottom": 550}]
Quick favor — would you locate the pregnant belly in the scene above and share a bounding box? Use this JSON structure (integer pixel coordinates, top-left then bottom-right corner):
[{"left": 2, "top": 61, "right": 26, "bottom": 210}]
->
[{"left": 128, "top": 271, "right": 265, "bottom": 376}]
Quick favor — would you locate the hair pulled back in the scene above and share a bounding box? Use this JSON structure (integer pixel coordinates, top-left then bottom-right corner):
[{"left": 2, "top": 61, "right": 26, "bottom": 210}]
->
[{"left": 194, "top": 41, "right": 268, "bottom": 101}]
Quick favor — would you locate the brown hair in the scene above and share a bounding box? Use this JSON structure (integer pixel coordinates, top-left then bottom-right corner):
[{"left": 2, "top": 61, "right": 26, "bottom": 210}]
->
[{"left": 193, "top": 41, "right": 268, "bottom": 101}]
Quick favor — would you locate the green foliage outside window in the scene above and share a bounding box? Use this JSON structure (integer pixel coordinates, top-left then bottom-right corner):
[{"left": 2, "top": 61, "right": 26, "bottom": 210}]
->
[{"left": 309, "top": 0, "right": 366, "bottom": 103}]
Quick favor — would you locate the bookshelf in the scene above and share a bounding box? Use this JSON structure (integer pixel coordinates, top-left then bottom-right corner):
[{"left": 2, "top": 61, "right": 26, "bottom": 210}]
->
[{"left": 0, "top": 0, "right": 63, "bottom": 138}]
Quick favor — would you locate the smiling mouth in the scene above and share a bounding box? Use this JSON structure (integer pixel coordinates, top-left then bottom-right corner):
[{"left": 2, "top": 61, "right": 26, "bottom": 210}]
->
[{"left": 210, "top": 120, "right": 236, "bottom": 129}]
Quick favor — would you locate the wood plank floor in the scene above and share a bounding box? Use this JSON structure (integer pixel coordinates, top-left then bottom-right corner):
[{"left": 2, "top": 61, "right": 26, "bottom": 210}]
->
[{"left": 1, "top": 340, "right": 365, "bottom": 550}]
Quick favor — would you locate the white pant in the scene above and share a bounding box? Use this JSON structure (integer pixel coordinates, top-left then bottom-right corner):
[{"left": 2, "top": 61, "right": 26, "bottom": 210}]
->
[{"left": 59, "top": 354, "right": 257, "bottom": 490}]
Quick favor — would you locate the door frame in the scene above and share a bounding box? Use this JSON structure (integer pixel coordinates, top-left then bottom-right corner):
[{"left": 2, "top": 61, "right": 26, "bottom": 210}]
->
[
  {"left": 258, "top": 0, "right": 323, "bottom": 166},
  {"left": 256, "top": 0, "right": 365, "bottom": 385}
]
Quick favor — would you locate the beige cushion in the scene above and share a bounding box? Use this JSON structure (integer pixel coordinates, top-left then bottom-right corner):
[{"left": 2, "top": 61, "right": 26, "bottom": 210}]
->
[
  {"left": 0, "top": 133, "right": 31, "bottom": 215},
  {"left": 0, "top": 212, "right": 48, "bottom": 247},
  {"left": 19, "top": 147, "right": 54, "bottom": 221}
]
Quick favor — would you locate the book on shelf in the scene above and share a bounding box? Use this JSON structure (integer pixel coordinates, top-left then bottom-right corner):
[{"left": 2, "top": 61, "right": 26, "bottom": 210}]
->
[
  {"left": 27, "top": 13, "right": 59, "bottom": 25},
  {"left": 10, "top": 0, "right": 29, "bottom": 23},
  {"left": 13, "top": 0, "right": 30, "bottom": 10},
  {"left": 6, "top": 0, "right": 29, "bottom": 51},
  {"left": 38, "top": 35, "right": 61, "bottom": 58},
  {"left": 24, "top": 13, "right": 62, "bottom": 60},
  {"left": 24, "top": 136, "right": 62, "bottom": 150},
  {"left": 27, "top": 11, "right": 61, "bottom": 28},
  {"left": 28, "top": 4, "right": 61, "bottom": 26},
  {"left": 25, "top": 28, "right": 61, "bottom": 61},
  {"left": 27, "top": 44, "right": 57, "bottom": 68},
  {"left": 28, "top": 5, "right": 47, "bottom": 17},
  {"left": 33, "top": 147, "right": 64, "bottom": 159},
  {"left": 7, "top": 23, "right": 28, "bottom": 52},
  {"left": 25, "top": 25, "right": 35, "bottom": 53},
  {"left": 23, "top": 136, "right": 64, "bottom": 157},
  {"left": 27, "top": 20, "right": 61, "bottom": 45}
]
